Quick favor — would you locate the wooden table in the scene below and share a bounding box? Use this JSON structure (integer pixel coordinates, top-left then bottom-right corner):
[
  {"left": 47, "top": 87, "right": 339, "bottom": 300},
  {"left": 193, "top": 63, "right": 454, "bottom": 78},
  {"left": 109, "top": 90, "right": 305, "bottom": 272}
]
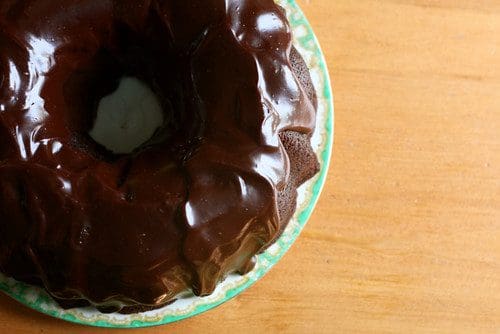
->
[{"left": 1, "top": 1, "right": 499, "bottom": 333}]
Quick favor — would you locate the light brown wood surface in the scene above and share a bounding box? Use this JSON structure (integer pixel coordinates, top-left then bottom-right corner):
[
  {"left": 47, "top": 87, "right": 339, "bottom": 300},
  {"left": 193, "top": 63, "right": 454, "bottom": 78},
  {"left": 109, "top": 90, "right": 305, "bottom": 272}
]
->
[{"left": 1, "top": 1, "right": 499, "bottom": 333}]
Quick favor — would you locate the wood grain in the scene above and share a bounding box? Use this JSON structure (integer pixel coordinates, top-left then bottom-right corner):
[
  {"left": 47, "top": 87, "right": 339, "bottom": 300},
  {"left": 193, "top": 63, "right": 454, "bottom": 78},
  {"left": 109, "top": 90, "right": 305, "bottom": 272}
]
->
[{"left": 1, "top": 1, "right": 499, "bottom": 333}]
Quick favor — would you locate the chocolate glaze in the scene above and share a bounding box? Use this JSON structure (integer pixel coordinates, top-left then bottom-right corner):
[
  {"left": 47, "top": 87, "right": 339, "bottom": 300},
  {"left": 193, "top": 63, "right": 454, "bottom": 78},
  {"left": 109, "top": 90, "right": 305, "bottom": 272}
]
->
[{"left": 0, "top": 0, "right": 317, "bottom": 310}]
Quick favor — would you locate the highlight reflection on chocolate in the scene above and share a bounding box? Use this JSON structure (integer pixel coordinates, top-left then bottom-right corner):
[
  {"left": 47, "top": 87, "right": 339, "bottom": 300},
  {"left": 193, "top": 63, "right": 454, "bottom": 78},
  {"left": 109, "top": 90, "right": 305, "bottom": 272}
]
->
[{"left": 0, "top": 0, "right": 319, "bottom": 312}]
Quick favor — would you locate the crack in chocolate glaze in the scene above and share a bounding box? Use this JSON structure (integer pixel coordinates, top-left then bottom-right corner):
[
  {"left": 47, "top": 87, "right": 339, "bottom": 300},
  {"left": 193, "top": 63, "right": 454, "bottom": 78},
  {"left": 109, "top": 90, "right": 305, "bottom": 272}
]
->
[{"left": 0, "top": 0, "right": 318, "bottom": 310}]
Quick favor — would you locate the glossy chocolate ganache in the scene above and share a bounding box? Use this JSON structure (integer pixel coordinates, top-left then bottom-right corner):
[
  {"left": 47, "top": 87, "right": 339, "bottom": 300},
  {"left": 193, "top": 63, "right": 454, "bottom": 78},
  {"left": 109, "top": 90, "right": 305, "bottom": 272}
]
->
[{"left": 0, "top": 0, "right": 319, "bottom": 312}]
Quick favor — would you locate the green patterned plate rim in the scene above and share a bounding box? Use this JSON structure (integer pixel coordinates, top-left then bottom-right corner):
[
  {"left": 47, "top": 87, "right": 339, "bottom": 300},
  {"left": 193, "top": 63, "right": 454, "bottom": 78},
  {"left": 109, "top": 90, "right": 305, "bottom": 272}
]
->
[{"left": 0, "top": 0, "right": 334, "bottom": 328}]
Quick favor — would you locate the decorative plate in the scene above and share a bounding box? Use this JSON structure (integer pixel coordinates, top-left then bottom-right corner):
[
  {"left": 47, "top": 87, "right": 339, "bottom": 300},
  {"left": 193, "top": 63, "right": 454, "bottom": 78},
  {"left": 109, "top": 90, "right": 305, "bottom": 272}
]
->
[{"left": 0, "top": 0, "right": 334, "bottom": 328}]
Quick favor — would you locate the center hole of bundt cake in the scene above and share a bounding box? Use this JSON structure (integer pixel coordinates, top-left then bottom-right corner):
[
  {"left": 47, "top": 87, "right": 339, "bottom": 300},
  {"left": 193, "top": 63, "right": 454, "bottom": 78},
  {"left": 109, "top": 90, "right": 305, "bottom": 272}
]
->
[{"left": 88, "top": 77, "right": 164, "bottom": 154}]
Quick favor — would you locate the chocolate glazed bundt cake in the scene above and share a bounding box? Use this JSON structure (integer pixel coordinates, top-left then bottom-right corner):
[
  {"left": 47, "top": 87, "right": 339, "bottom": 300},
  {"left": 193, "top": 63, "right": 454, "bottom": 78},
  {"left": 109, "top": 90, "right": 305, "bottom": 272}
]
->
[{"left": 0, "top": 0, "right": 320, "bottom": 313}]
